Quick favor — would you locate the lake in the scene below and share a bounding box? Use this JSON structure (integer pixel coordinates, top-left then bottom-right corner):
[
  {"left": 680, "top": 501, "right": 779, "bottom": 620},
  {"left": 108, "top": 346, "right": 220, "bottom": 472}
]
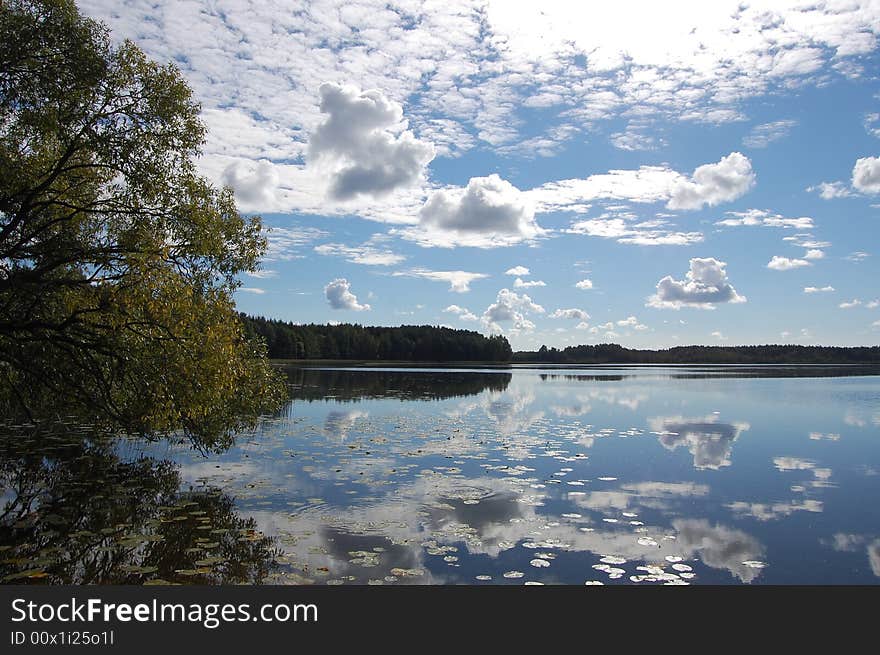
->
[{"left": 2, "top": 364, "right": 879, "bottom": 585}]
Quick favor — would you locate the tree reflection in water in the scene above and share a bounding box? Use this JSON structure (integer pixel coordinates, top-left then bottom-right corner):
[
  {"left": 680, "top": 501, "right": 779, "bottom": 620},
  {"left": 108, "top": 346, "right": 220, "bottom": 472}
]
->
[{"left": 0, "top": 423, "right": 278, "bottom": 584}]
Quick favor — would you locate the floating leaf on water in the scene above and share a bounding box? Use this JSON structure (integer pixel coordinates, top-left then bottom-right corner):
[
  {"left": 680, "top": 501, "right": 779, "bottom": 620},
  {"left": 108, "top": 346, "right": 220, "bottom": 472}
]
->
[
  {"left": 390, "top": 568, "right": 424, "bottom": 577},
  {"left": 742, "top": 560, "right": 767, "bottom": 569},
  {"left": 530, "top": 559, "right": 551, "bottom": 568},
  {"left": 475, "top": 575, "right": 492, "bottom": 581},
  {"left": 524, "top": 581, "right": 544, "bottom": 585},
  {"left": 584, "top": 581, "right": 604, "bottom": 585},
  {"left": 503, "top": 571, "right": 524, "bottom": 578},
  {"left": 665, "top": 556, "right": 683, "bottom": 563},
  {"left": 637, "top": 537, "right": 658, "bottom": 547},
  {"left": 672, "top": 563, "right": 693, "bottom": 572},
  {"left": 600, "top": 556, "right": 627, "bottom": 565},
  {"left": 602, "top": 518, "right": 618, "bottom": 523}
]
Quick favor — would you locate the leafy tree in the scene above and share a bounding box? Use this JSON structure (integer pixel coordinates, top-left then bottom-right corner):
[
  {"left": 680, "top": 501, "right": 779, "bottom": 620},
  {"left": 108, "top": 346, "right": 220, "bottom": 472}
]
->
[{"left": 0, "top": 0, "right": 284, "bottom": 450}]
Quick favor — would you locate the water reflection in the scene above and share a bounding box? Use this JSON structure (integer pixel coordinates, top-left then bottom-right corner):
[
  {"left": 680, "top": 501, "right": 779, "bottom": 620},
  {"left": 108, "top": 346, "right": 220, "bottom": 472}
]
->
[
  {"left": 283, "top": 367, "right": 511, "bottom": 402},
  {"left": 4, "top": 364, "right": 880, "bottom": 585},
  {"left": 648, "top": 416, "right": 750, "bottom": 469},
  {"left": 0, "top": 425, "right": 278, "bottom": 584}
]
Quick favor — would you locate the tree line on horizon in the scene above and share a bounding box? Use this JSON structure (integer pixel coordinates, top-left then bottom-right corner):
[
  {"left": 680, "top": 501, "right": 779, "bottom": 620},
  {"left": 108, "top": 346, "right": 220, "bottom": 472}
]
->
[
  {"left": 515, "top": 343, "right": 880, "bottom": 364},
  {"left": 241, "top": 314, "right": 514, "bottom": 362}
]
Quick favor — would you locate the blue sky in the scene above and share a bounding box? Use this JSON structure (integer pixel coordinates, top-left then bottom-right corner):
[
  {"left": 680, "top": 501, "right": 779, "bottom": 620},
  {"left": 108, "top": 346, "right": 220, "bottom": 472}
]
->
[{"left": 80, "top": 0, "right": 880, "bottom": 350}]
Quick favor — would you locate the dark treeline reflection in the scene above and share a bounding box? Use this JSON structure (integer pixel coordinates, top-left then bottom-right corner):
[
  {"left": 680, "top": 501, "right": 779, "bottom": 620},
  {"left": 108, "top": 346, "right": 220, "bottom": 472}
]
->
[
  {"left": 536, "top": 366, "right": 880, "bottom": 380},
  {"left": 0, "top": 424, "right": 278, "bottom": 584},
  {"left": 283, "top": 366, "right": 512, "bottom": 402}
]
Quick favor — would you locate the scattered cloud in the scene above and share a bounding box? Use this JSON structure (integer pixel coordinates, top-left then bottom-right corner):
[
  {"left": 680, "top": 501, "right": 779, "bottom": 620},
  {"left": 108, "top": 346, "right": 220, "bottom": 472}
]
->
[
  {"left": 804, "top": 286, "right": 835, "bottom": 293},
  {"left": 392, "top": 268, "right": 489, "bottom": 293},
  {"left": 550, "top": 308, "right": 590, "bottom": 321},
  {"left": 804, "top": 249, "right": 825, "bottom": 260},
  {"left": 807, "top": 181, "right": 854, "bottom": 199},
  {"left": 715, "top": 208, "right": 813, "bottom": 229},
  {"left": 398, "top": 175, "right": 545, "bottom": 248},
  {"left": 482, "top": 289, "right": 545, "bottom": 332},
  {"left": 443, "top": 304, "right": 479, "bottom": 322},
  {"left": 529, "top": 152, "right": 754, "bottom": 214},
  {"left": 575, "top": 279, "right": 594, "bottom": 290},
  {"left": 505, "top": 266, "right": 530, "bottom": 276},
  {"left": 513, "top": 278, "right": 546, "bottom": 289},
  {"left": 238, "top": 287, "right": 266, "bottom": 295},
  {"left": 221, "top": 159, "right": 280, "bottom": 211},
  {"left": 767, "top": 256, "right": 811, "bottom": 271},
  {"left": 852, "top": 156, "right": 880, "bottom": 194},
  {"left": 839, "top": 299, "right": 862, "bottom": 309},
  {"left": 265, "top": 225, "right": 330, "bottom": 261},
  {"left": 324, "top": 278, "right": 371, "bottom": 311},
  {"left": 314, "top": 239, "right": 406, "bottom": 266},
  {"left": 647, "top": 257, "right": 746, "bottom": 309},
  {"left": 742, "top": 120, "right": 797, "bottom": 148},
  {"left": 846, "top": 251, "right": 870, "bottom": 262},
  {"left": 308, "top": 83, "right": 435, "bottom": 200}
]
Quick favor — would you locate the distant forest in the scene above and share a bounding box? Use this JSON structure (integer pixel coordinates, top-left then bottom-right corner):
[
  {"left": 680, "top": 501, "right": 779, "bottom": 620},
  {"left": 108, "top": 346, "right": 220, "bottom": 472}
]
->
[
  {"left": 241, "top": 315, "right": 513, "bottom": 362},
  {"left": 514, "top": 343, "right": 880, "bottom": 364}
]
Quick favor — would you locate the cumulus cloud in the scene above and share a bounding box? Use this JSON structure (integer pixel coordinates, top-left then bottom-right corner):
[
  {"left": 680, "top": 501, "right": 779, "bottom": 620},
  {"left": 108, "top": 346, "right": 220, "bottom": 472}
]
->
[
  {"left": 575, "top": 279, "right": 594, "bottom": 290},
  {"left": 308, "top": 83, "right": 435, "bottom": 200},
  {"left": 443, "top": 304, "right": 479, "bottom": 321},
  {"left": 853, "top": 156, "right": 880, "bottom": 194},
  {"left": 767, "top": 256, "right": 811, "bottom": 271},
  {"left": 513, "top": 278, "right": 546, "bottom": 289},
  {"left": 804, "top": 286, "right": 835, "bottom": 293},
  {"left": 221, "top": 159, "right": 280, "bottom": 210},
  {"left": 400, "top": 175, "right": 545, "bottom": 248},
  {"left": 528, "top": 153, "right": 754, "bottom": 214},
  {"left": 807, "top": 181, "right": 854, "bottom": 199},
  {"left": 392, "top": 268, "right": 488, "bottom": 293},
  {"left": 839, "top": 299, "right": 862, "bottom": 309},
  {"left": 505, "top": 266, "right": 530, "bottom": 276},
  {"left": 804, "top": 249, "right": 825, "bottom": 260},
  {"left": 324, "top": 278, "right": 370, "bottom": 311},
  {"left": 482, "top": 289, "right": 545, "bottom": 332},
  {"left": 550, "top": 308, "right": 590, "bottom": 321},
  {"left": 666, "top": 152, "right": 756, "bottom": 210},
  {"left": 647, "top": 257, "right": 746, "bottom": 309}
]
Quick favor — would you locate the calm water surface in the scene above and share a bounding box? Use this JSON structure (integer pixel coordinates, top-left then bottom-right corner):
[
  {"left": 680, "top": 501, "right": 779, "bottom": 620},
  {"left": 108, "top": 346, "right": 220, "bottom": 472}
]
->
[{"left": 3, "top": 365, "right": 880, "bottom": 585}]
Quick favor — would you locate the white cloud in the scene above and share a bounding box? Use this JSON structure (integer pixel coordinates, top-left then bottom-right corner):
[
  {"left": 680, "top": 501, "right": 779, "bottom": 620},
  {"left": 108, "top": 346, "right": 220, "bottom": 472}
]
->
[
  {"left": 505, "top": 266, "right": 531, "bottom": 276},
  {"left": 804, "top": 286, "right": 834, "bottom": 294},
  {"left": 324, "top": 278, "right": 370, "bottom": 311},
  {"left": 807, "top": 181, "right": 854, "bottom": 199},
  {"left": 528, "top": 153, "right": 754, "bottom": 214},
  {"left": 314, "top": 240, "right": 406, "bottom": 266},
  {"left": 804, "top": 249, "right": 825, "bottom": 260},
  {"left": 398, "top": 175, "right": 545, "bottom": 248},
  {"left": 392, "top": 268, "right": 488, "bottom": 293},
  {"left": 767, "top": 256, "right": 811, "bottom": 270},
  {"left": 711, "top": 330, "right": 726, "bottom": 340},
  {"left": 666, "top": 152, "right": 756, "bottom": 210},
  {"left": 221, "top": 159, "right": 280, "bottom": 211},
  {"left": 308, "top": 83, "right": 435, "bottom": 200},
  {"left": 839, "top": 299, "right": 862, "bottom": 309},
  {"left": 238, "top": 287, "right": 266, "bottom": 295},
  {"left": 482, "top": 289, "right": 545, "bottom": 332},
  {"left": 513, "top": 278, "right": 546, "bottom": 289},
  {"left": 265, "top": 225, "right": 330, "bottom": 261},
  {"left": 575, "top": 279, "right": 594, "bottom": 290},
  {"left": 853, "top": 156, "right": 880, "bottom": 194},
  {"left": 567, "top": 214, "right": 704, "bottom": 247},
  {"left": 742, "top": 120, "right": 797, "bottom": 148},
  {"left": 550, "top": 308, "right": 590, "bottom": 321},
  {"left": 443, "top": 305, "right": 479, "bottom": 322},
  {"left": 647, "top": 257, "right": 746, "bottom": 309},
  {"left": 846, "top": 251, "right": 871, "bottom": 262},
  {"left": 715, "top": 208, "right": 814, "bottom": 229},
  {"left": 246, "top": 270, "right": 277, "bottom": 279}
]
